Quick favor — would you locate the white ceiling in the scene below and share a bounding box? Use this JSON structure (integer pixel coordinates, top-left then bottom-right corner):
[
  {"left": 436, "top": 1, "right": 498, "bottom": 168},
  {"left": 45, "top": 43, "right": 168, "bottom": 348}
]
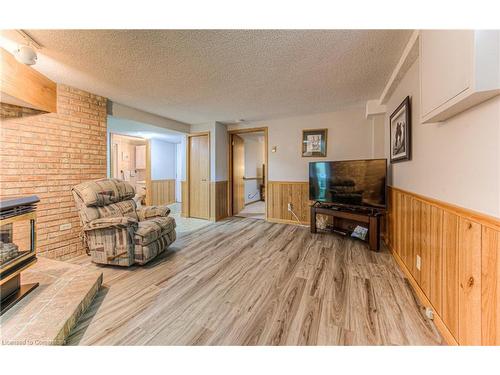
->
[{"left": 1, "top": 30, "right": 411, "bottom": 125}]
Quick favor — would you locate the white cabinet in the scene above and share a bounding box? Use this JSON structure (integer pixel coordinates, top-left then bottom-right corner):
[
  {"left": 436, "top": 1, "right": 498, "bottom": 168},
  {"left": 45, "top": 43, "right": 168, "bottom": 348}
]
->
[
  {"left": 135, "top": 144, "right": 147, "bottom": 169},
  {"left": 420, "top": 30, "right": 500, "bottom": 123}
]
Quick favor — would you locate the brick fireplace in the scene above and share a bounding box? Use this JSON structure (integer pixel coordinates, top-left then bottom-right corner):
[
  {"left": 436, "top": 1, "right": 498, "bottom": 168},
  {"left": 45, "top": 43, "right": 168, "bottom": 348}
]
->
[{"left": 0, "top": 85, "right": 107, "bottom": 260}]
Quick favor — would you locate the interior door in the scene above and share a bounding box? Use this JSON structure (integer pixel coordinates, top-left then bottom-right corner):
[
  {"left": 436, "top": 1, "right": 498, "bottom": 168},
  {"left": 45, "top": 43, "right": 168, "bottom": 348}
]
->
[
  {"left": 232, "top": 134, "right": 245, "bottom": 215},
  {"left": 189, "top": 134, "right": 210, "bottom": 219}
]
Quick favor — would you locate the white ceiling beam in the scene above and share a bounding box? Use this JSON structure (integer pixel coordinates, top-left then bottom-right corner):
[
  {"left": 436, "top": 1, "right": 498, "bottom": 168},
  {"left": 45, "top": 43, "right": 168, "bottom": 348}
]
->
[
  {"left": 108, "top": 102, "right": 190, "bottom": 134},
  {"left": 379, "top": 30, "right": 420, "bottom": 105}
]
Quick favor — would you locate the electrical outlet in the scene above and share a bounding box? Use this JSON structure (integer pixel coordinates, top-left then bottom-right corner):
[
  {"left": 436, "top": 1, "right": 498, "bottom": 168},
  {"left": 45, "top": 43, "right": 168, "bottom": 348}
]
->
[
  {"left": 60, "top": 223, "right": 72, "bottom": 231},
  {"left": 425, "top": 307, "right": 434, "bottom": 320},
  {"left": 416, "top": 255, "right": 421, "bottom": 271},
  {"left": 287, "top": 203, "right": 293, "bottom": 211}
]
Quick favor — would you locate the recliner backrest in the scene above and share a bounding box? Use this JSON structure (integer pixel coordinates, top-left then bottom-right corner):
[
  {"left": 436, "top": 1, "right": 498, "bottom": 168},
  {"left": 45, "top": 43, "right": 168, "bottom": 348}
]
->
[{"left": 72, "top": 178, "right": 138, "bottom": 225}]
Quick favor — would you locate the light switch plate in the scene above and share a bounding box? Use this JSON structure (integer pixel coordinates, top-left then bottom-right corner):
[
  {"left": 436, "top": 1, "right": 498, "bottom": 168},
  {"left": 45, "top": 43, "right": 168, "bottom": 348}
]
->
[
  {"left": 416, "top": 255, "right": 421, "bottom": 271},
  {"left": 60, "top": 223, "right": 72, "bottom": 231}
]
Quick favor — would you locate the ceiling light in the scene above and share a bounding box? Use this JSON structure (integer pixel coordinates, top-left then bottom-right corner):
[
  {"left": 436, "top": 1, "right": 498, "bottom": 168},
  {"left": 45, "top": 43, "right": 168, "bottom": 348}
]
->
[{"left": 13, "top": 44, "right": 37, "bottom": 65}]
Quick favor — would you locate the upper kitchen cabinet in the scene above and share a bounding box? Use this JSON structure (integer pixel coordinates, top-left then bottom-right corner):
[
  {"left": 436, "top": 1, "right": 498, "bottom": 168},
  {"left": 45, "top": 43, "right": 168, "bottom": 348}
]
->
[{"left": 420, "top": 30, "right": 500, "bottom": 123}]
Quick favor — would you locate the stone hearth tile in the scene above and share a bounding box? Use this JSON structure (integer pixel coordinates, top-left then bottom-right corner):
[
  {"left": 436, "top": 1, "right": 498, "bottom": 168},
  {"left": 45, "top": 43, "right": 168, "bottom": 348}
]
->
[{"left": 0, "top": 257, "right": 102, "bottom": 345}]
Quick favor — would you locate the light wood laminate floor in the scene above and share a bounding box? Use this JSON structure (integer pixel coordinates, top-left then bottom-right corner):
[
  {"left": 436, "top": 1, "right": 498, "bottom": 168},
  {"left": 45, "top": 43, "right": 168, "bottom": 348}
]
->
[{"left": 66, "top": 217, "right": 443, "bottom": 345}]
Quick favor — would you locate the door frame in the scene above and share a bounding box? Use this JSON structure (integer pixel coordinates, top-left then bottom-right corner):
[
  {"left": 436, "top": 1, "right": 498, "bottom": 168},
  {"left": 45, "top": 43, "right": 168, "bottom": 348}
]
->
[
  {"left": 109, "top": 132, "right": 152, "bottom": 205},
  {"left": 186, "top": 131, "right": 211, "bottom": 219},
  {"left": 227, "top": 127, "right": 268, "bottom": 219}
]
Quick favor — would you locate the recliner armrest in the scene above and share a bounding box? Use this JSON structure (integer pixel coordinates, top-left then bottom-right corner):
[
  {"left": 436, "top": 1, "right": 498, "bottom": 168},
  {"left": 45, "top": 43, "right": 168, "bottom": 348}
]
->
[
  {"left": 83, "top": 216, "right": 138, "bottom": 231},
  {"left": 137, "top": 205, "right": 171, "bottom": 221}
]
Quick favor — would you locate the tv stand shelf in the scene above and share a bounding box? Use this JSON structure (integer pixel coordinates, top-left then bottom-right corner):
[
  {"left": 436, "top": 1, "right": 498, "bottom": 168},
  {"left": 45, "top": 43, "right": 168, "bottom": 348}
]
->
[{"left": 310, "top": 203, "right": 383, "bottom": 251}]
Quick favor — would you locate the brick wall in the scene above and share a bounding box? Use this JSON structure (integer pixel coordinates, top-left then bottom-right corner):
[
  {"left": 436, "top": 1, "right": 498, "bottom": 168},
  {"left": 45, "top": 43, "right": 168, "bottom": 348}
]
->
[{"left": 0, "top": 85, "right": 107, "bottom": 260}]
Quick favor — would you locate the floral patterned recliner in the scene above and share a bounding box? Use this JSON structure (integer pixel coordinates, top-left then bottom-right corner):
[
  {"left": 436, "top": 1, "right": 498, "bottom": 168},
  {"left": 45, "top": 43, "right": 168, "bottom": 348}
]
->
[{"left": 72, "top": 178, "right": 176, "bottom": 266}]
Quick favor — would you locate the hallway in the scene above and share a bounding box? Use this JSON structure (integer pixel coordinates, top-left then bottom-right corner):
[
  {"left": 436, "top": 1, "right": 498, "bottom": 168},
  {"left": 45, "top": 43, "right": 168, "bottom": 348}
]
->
[{"left": 235, "top": 201, "right": 265, "bottom": 220}]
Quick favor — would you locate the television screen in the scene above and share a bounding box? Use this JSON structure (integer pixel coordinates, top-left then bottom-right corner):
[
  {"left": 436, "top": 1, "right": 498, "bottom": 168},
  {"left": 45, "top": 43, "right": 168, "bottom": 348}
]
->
[{"left": 309, "top": 159, "right": 387, "bottom": 209}]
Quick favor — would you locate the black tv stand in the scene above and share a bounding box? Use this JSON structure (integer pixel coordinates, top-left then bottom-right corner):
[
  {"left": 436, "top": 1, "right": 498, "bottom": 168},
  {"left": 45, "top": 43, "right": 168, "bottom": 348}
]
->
[{"left": 310, "top": 202, "right": 383, "bottom": 251}]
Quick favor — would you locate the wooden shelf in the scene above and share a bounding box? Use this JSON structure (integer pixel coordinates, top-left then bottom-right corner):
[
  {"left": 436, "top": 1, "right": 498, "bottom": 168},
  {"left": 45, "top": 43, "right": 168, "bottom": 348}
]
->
[{"left": 310, "top": 204, "right": 382, "bottom": 251}]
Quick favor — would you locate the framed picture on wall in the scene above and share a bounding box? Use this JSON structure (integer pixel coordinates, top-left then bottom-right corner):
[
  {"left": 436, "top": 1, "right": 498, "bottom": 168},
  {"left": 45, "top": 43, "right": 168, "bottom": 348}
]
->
[
  {"left": 389, "top": 96, "right": 411, "bottom": 163},
  {"left": 302, "top": 128, "right": 327, "bottom": 157}
]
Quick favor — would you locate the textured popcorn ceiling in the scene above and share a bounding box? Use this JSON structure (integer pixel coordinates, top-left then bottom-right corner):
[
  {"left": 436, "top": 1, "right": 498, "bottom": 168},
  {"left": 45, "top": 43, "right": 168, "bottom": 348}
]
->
[{"left": 17, "top": 30, "right": 411, "bottom": 124}]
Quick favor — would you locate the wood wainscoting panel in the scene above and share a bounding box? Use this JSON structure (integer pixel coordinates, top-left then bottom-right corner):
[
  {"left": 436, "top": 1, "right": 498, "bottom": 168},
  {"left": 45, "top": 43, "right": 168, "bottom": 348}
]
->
[
  {"left": 429, "top": 206, "right": 443, "bottom": 316},
  {"left": 151, "top": 179, "right": 176, "bottom": 205},
  {"left": 211, "top": 181, "right": 228, "bottom": 221},
  {"left": 481, "top": 226, "right": 500, "bottom": 345},
  {"left": 458, "top": 218, "right": 482, "bottom": 345},
  {"left": 267, "top": 181, "right": 310, "bottom": 225},
  {"left": 395, "top": 190, "right": 402, "bottom": 259},
  {"left": 386, "top": 188, "right": 395, "bottom": 248},
  {"left": 385, "top": 186, "right": 500, "bottom": 346},
  {"left": 411, "top": 199, "right": 421, "bottom": 283},
  {"left": 442, "top": 211, "right": 459, "bottom": 340},
  {"left": 420, "top": 201, "right": 432, "bottom": 299}
]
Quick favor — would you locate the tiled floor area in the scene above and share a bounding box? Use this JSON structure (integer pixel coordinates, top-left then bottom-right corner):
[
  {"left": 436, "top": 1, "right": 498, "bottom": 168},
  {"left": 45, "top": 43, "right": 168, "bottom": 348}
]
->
[
  {"left": 235, "top": 200, "right": 265, "bottom": 220},
  {"left": 167, "top": 203, "right": 212, "bottom": 235}
]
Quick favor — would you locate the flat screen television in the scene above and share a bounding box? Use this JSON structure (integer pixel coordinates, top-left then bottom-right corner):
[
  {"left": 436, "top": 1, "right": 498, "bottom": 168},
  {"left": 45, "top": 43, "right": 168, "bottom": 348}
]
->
[{"left": 309, "top": 159, "right": 387, "bottom": 209}]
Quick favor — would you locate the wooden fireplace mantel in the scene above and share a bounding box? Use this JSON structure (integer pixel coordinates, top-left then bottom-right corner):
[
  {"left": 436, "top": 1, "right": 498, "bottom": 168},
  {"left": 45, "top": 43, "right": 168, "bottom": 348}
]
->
[{"left": 0, "top": 47, "right": 57, "bottom": 113}]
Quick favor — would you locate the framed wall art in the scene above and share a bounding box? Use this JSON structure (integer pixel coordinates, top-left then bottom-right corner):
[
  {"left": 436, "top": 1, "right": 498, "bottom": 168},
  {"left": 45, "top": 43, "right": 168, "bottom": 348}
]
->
[
  {"left": 302, "top": 128, "right": 327, "bottom": 157},
  {"left": 389, "top": 96, "right": 411, "bottom": 163}
]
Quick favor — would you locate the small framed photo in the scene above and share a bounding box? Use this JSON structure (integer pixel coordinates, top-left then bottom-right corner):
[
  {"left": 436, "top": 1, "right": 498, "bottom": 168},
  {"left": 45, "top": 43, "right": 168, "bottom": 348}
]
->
[
  {"left": 390, "top": 96, "right": 411, "bottom": 163},
  {"left": 302, "top": 128, "right": 327, "bottom": 157}
]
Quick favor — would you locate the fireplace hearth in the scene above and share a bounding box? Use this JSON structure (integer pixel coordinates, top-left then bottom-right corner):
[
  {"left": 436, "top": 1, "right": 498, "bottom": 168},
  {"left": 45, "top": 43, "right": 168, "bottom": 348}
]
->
[{"left": 0, "top": 195, "right": 40, "bottom": 315}]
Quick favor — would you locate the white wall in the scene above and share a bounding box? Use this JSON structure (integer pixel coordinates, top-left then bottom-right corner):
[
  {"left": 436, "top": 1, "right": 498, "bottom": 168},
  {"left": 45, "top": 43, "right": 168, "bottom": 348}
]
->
[
  {"left": 228, "top": 107, "right": 374, "bottom": 181},
  {"left": 241, "top": 134, "right": 265, "bottom": 204},
  {"left": 384, "top": 57, "right": 500, "bottom": 217},
  {"left": 175, "top": 139, "right": 186, "bottom": 202},
  {"left": 215, "top": 122, "right": 228, "bottom": 181},
  {"left": 371, "top": 115, "right": 386, "bottom": 158},
  {"left": 150, "top": 139, "right": 176, "bottom": 180}
]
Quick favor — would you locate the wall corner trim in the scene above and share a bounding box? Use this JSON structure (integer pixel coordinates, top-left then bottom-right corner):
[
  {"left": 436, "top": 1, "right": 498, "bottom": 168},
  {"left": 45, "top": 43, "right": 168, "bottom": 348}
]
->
[{"left": 365, "top": 99, "right": 387, "bottom": 118}]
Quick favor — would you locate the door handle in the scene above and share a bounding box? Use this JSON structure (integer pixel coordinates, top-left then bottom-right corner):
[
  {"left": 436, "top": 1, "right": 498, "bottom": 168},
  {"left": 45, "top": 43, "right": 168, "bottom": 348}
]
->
[{"left": 201, "top": 179, "right": 207, "bottom": 182}]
